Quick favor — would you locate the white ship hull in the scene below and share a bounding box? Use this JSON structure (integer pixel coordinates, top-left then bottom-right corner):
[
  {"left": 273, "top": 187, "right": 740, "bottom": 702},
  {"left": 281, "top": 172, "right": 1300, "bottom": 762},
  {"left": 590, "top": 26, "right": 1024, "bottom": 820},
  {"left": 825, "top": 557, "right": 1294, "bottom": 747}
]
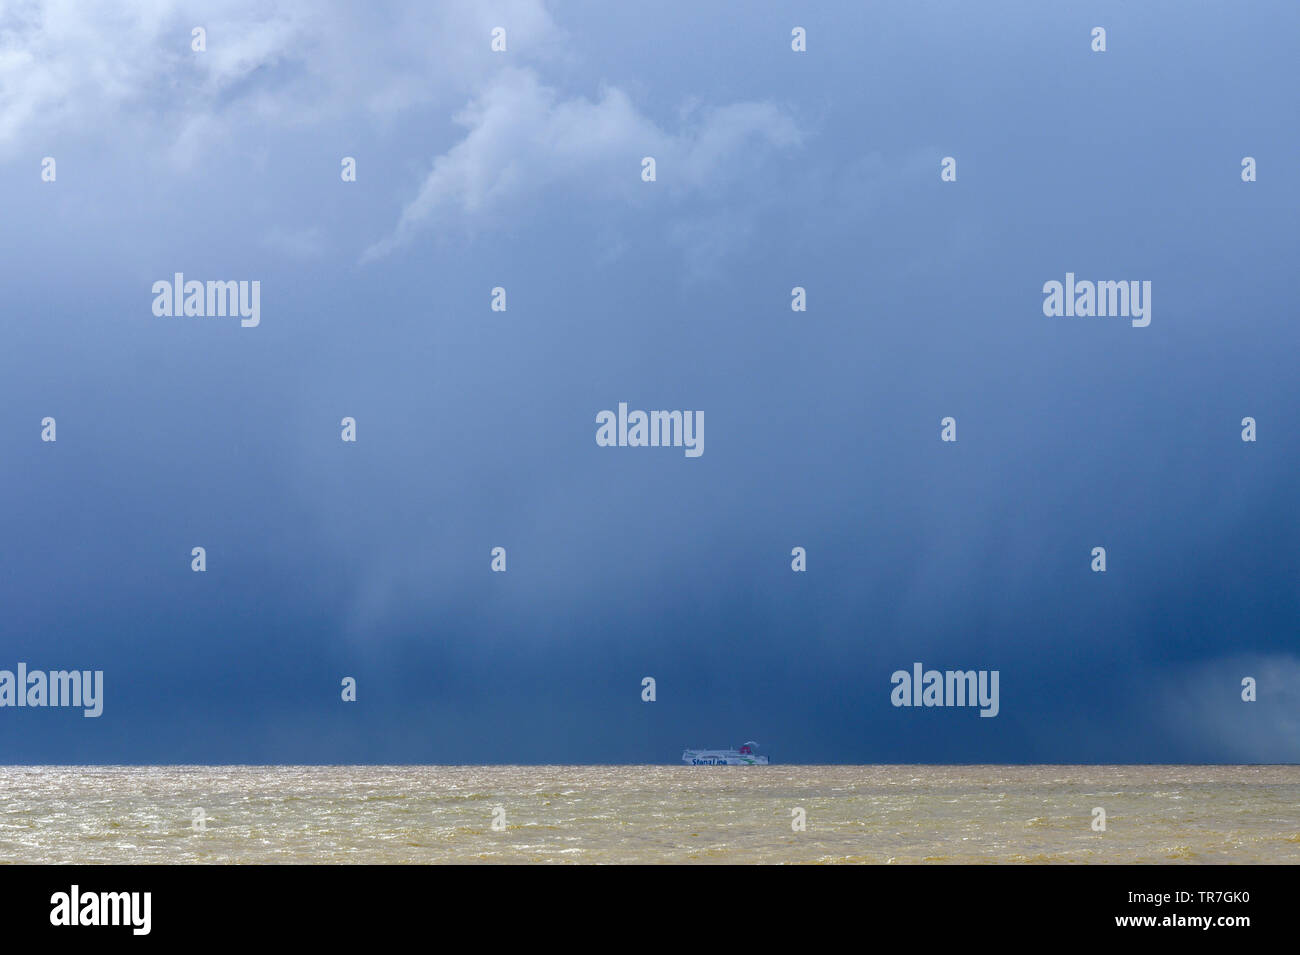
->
[{"left": 682, "top": 743, "right": 768, "bottom": 766}]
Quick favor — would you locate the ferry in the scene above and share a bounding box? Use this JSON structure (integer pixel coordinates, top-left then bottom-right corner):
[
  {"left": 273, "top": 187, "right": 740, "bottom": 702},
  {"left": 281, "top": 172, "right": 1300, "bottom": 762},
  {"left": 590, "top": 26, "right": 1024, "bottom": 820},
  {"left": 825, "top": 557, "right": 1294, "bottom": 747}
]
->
[{"left": 682, "top": 741, "right": 768, "bottom": 765}]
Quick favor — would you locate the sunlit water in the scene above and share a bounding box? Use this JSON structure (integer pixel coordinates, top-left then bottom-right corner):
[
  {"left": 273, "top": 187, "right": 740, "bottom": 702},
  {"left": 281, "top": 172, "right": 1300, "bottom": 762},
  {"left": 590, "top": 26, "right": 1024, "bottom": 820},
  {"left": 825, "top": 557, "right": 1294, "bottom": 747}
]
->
[{"left": 1, "top": 765, "right": 1297, "bottom": 863}]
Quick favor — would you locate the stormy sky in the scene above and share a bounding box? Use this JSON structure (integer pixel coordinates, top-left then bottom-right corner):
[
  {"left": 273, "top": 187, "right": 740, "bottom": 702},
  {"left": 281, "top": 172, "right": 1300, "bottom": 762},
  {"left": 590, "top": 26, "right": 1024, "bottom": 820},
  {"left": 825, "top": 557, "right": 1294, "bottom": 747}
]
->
[{"left": 1, "top": 0, "right": 1296, "bottom": 763}]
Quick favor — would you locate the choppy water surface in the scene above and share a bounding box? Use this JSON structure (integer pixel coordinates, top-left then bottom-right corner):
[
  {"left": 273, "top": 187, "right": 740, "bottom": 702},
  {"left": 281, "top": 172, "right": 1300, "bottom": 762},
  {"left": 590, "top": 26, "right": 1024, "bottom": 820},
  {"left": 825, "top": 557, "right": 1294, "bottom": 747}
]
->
[{"left": 1, "top": 765, "right": 1297, "bottom": 863}]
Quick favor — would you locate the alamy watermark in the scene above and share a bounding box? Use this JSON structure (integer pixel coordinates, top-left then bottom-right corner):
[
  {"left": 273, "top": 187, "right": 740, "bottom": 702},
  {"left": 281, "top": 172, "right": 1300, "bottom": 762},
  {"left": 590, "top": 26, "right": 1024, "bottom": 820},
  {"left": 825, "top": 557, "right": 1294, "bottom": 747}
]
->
[
  {"left": 0, "top": 664, "right": 103, "bottom": 717},
  {"left": 152, "top": 274, "right": 260, "bottom": 327},
  {"left": 1042, "top": 273, "right": 1151, "bottom": 327},
  {"left": 50, "top": 886, "right": 150, "bottom": 935},
  {"left": 595, "top": 402, "right": 703, "bottom": 457},
  {"left": 890, "top": 662, "right": 999, "bottom": 717}
]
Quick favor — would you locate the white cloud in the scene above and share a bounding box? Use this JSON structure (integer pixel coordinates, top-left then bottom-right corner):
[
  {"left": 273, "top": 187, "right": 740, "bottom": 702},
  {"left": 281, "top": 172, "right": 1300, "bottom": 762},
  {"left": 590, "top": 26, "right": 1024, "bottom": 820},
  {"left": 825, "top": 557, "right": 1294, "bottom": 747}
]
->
[
  {"left": 1158, "top": 654, "right": 1300, "bottom": 762},
  {"left": 362, "top": 68, "right": 801, "bottom": 260},
  {"left": 0, "top": 0, "right": 564, "bottom": 156},
  {"left": 259, "top": 224, "right": 326, "bottom": 258},
  {"left": 1, "top": 1, "right": 801, "bottom": 262}
]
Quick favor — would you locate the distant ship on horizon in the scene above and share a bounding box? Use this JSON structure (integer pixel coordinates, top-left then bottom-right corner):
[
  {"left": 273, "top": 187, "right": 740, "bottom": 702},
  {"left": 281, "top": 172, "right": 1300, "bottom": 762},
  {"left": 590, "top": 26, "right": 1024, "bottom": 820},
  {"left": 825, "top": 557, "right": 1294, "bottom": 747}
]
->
[{"left": 682, "top": 741, "right": 769, "bottom": 765}]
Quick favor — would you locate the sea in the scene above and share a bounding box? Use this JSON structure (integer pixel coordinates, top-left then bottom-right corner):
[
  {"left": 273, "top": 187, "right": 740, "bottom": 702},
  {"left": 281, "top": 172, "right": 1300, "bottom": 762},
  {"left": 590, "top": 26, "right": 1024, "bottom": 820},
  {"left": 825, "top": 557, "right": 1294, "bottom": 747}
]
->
[{"left": 1, "top": 765, "right": 1297, "bottom": 864}]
